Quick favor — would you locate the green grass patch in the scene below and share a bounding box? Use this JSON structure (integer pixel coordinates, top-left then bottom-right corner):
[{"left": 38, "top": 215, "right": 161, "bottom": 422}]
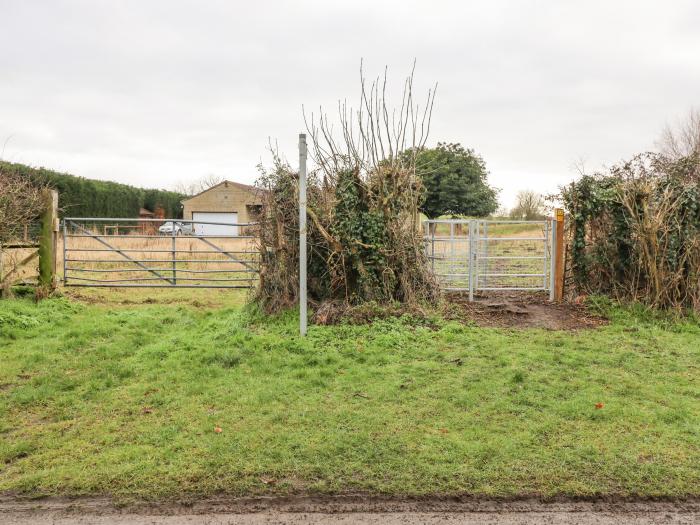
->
[{"left": 0, "top": 290, "right": 698, "bottom": 500}]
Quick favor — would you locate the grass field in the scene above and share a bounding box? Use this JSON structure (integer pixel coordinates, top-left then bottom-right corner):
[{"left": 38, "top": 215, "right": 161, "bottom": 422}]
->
[{"left": 0, "top": 288, "right": 699, "bottom": 501}]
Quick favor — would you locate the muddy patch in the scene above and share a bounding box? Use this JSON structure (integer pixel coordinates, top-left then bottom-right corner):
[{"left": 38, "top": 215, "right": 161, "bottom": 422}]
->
[{"left": 446, "top": 293, "right": 607, "bottom": 330}]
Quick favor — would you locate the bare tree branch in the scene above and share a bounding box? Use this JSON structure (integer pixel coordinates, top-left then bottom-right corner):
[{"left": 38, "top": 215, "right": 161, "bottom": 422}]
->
[{"left": 305, "top": 61, "right": 436, "bottom": 181}]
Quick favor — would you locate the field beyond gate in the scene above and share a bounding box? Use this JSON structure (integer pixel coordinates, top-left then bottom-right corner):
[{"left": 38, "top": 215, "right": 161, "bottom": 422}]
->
[
  {"left": 62, "top": 218, "right": 259, "bottom": 288},
  {"left": 424, "top": 219, "right": 554, "bottom": 298}
]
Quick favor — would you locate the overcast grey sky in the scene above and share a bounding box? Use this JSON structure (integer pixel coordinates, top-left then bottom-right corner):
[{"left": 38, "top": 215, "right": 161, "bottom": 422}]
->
[{"left": 1, "top": 0, "right": 699, "bottom": 208}]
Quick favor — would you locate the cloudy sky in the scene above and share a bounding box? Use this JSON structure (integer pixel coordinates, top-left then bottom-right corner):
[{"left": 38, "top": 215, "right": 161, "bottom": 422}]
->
[{"left": 1, "top": 1, "right": 699, "bottom": 208}]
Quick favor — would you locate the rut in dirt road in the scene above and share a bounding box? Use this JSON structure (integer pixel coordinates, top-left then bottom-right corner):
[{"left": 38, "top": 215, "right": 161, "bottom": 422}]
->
[{"left": 2, "top": 498, "right": 700, "bottom": 525}]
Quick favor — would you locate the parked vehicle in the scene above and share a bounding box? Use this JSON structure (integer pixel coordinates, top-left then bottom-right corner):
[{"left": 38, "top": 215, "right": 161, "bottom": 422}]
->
[{"left": 158, "top": 221, "right": 194, "bottom": 235}]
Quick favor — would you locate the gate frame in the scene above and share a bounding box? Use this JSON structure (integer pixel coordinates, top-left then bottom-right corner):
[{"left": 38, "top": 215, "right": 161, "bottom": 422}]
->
[
  {"left": 424, "top": 213, "right": 565, "bottom": 302},
  {"left": 62, "top": 217, "right": 260, "bottom": 289}
]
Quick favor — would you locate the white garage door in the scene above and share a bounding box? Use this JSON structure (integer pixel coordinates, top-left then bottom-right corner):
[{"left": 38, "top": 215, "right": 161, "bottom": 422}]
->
[{"left": 192, "top": 212, "right": 239, "bottom": 236}]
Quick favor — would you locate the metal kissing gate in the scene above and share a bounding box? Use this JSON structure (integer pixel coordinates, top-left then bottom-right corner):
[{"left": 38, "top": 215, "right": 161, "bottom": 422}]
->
[
  {"left": 62, "top": 218, "right": 259, "bottom": 288},
  {"left": 423, "top": 218, "right": 556, "bottom": 301}
]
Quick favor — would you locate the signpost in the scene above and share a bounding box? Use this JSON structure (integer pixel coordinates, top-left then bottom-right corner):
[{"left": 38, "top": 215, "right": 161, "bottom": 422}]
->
[{"left": 299, "top": 134, "right": 308, "bottom": 336}]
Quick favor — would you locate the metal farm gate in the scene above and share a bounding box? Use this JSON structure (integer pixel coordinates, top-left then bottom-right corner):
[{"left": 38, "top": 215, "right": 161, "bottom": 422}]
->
[
  {"left": 62, "top": 218, "right": 259, "bottom": 288},
  {"left": 424, "top": 218, "right": 556, "bottom": 300}
]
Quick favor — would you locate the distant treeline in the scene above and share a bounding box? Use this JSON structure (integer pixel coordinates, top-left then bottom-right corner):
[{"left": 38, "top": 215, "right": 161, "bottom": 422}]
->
[{"left": 0, "top": 161, "right": 184, "bottom": 218}]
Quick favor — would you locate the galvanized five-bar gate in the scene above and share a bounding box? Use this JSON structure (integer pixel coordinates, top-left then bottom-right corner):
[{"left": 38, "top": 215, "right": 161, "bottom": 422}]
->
[
  {"left": 62, "top": 218, "right": 259, "bottom": 288},
  {"left": 423, "top": 218, "right": 556, "bottom": 300},
  {"left": 61, "top": 215, "right": 557, "bottom": 297}
]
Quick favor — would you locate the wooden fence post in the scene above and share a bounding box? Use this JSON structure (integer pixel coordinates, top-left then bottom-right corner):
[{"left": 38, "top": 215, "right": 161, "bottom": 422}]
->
[
  {"left": 38, "top": 189, "right": 59, "bottom": 289},
  {"left": 554, "top": 208, "right": 565, "bottom": 302}
]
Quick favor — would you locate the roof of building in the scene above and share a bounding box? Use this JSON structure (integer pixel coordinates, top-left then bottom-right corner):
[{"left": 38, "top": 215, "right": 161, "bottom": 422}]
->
[
  {"left": 180, "top": 180, "right": 259, "bottom": 203},
  {"left": 139, "top": 208, "right": 155, "bottom": 216}
]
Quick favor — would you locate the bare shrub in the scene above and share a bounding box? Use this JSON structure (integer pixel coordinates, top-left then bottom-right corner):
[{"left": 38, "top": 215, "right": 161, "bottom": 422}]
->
[
  {"left": 0, "top": 167, "right": 45, "bottom": 244},
  {"left": 255, "top": 65, "right": 440, "bottom": 313},
  {"left": 0, "top": 167, "right": 46, "bottom": 295}
]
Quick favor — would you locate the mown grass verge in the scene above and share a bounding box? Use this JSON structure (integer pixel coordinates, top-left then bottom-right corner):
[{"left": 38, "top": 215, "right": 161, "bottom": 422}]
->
[{"left": 0, "top": 289, "right": 698, "bottom": 500}]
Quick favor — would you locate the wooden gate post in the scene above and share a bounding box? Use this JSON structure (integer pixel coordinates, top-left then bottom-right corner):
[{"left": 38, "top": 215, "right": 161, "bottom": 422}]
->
[
  {"left": 38, "top": 189, "right": 59, "bottom": 289},
  {"left": 553, "top": 208, "right": 565, "bottom": 302}
]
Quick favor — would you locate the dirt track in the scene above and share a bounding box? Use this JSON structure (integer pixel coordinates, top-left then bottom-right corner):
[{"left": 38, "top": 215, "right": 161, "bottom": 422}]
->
[
  {"left": 446, "top": 292, "right": 608, "bottom": 330},
  {"left": 2, "top": 497, "right": 699, "bottom": 524}
]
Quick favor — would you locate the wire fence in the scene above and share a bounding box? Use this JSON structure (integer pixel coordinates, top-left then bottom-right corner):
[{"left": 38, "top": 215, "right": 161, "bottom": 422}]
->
[{"left": 2, "top": 221, "right": 41, "bottom": 247}]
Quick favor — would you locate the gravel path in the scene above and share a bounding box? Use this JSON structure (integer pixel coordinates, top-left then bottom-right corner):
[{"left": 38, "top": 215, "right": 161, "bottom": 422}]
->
[{"left": 2, "top": 497, "right": 699, "bottom": 524}]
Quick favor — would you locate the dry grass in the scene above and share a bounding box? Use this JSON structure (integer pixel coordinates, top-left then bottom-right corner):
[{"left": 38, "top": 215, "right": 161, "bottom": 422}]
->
[{"left": 1, "top": 246, "right": 40, "bottom": 290}]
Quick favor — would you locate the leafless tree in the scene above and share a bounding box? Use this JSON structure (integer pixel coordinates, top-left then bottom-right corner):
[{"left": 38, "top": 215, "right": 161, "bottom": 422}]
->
[
  {"left": 304, "top": 60, "right": 437, "bottom": 182},
  {"left": 658, "top": 108, "right": 700, "bottom": 159},
  {"left": 0, "top": 168, "right": 45, "bottom": 245},
  {"left": 493, "top": 205, "right": 510, "bottom": 218},
  {"left": 172, "top": 174, "right": 223, "bottom": 196},
  {"left": 510, "top": 190, "right": 545, "bottom": 220}
]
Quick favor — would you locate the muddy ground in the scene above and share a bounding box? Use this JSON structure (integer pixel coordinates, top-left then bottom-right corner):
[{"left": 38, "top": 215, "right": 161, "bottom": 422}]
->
[
  {"left": 446, "top": 292, "right": 608, "bottom": 330},
  {"left": 313, "top": 292, "right": 608, "bottom": 329},
  {"left": 2, "top": 496, "right": 699, "bottom": 524}
]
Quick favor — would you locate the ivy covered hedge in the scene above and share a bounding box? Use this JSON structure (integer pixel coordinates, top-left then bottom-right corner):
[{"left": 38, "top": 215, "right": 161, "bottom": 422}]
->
[
  {"left": 254, "top": 66, "right": 440, "bottom": 315},
  {"left": 561, "top": 153, "right": 700, "bottom": 310},
  {"left": 0, "top": 161, "right": 184, "bottom": 218},
  {"left": 255, "top": 160, "right": 438, "bottom": 314}
]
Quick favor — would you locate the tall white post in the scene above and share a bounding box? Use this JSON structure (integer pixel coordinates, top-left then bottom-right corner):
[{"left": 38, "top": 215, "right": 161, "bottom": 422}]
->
[
  {"left": 468, "top": 220, "right": 475, "bottom": 302},
  {"left": 299, "top": 133, "right": 308, "bottom": 336}
]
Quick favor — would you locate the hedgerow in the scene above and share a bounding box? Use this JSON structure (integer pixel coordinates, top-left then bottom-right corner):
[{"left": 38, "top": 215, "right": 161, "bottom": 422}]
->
[
  {"left": 561, "top": 152, "right": 700, "bottom": 310},
  {"left": 0, "top": 161, "right": 184, "bottom": 218}
]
